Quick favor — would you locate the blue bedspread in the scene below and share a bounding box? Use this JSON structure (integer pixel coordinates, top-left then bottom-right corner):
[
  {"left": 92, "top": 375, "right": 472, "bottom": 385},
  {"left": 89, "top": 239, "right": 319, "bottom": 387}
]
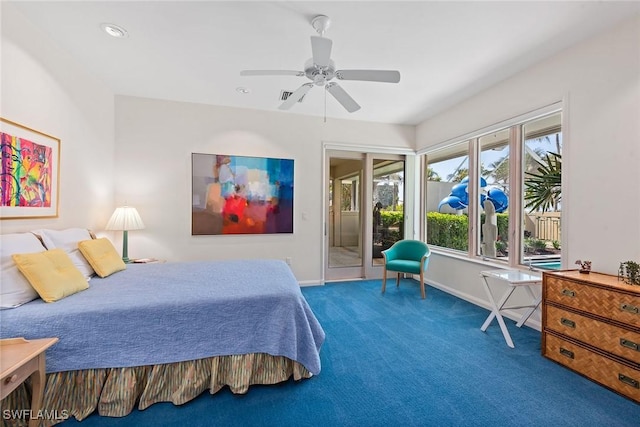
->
[{"left": 0, "top": 260, "right": 325, "bottom": 375}]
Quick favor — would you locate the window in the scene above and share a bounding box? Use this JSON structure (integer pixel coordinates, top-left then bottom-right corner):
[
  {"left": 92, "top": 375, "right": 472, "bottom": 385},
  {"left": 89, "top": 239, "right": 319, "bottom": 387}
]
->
[
  {"left": 479, "top": 129, "right": 510, "bottom": 261},
  {"left": 423, "top": 108, "right": 562, "bottom": 269},
  {"left": 425, "top": 141, "right": 470, "bottom": 252},
  {"left": 522, "top": 113, "right": 562, "bottom": 268},
  {"left": 341, "top": 180, "right": 357, "bottom": 211}
]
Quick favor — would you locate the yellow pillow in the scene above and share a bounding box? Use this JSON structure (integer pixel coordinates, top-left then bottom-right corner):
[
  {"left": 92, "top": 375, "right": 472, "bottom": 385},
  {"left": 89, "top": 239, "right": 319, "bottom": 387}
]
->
[
  {"left": 78, "top": 238, "right": 126, "bottom": 278},
  {"left": 12, "top": 248, "right": 89, "bottom": 303}
]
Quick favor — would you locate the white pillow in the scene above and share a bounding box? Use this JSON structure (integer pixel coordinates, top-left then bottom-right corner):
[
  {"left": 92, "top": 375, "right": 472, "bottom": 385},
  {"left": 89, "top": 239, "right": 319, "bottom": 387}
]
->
[
  {"left": 0, "top": 233, "right": 44, "bottom": 308},
  {"left": 32, "top": 228, "right": 95, "bottom": 280}
]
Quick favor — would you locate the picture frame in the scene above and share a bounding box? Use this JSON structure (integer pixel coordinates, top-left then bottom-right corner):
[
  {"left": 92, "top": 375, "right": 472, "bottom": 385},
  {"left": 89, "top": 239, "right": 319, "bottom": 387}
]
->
[
  {"left": 191, "top": 153, "right": 294, "bottom": 235},
  {"left": 1, "top": 117, "right": 60, "bottom": 219}
]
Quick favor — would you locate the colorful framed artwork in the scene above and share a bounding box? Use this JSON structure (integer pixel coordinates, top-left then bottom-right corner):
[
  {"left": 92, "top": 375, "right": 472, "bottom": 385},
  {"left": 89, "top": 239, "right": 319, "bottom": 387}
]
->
[
  {"left": 191, "top": 153, "right": 294, "bottom": 235},
  {"left": 1, "top": 118, "right": 60, "bottom": 219}
]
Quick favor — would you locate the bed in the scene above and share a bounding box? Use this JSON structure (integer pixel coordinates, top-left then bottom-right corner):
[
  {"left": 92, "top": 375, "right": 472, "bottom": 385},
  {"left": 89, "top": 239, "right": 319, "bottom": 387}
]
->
[{"left": 0, "top": 247, "right": 325, "bottom": 426}]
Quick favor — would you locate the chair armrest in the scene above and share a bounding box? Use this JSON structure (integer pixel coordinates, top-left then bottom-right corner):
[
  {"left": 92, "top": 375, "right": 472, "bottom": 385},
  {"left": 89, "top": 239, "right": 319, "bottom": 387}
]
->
[
  {"left": 420, "top": 253, "right": 430, "bottom": 270},
  {"left": 381, "top": 246, "right": 398, "bottom": 261}
]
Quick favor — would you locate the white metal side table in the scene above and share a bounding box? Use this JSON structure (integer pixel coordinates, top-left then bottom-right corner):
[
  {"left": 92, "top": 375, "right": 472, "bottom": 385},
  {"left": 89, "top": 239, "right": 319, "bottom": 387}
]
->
[{"left": 480, "top": 269, "right": 542, "bottom": 348}]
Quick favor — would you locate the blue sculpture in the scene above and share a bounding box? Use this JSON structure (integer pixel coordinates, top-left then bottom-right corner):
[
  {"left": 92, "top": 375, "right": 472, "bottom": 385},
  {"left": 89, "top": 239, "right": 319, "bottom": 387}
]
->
[
  {"left": 450, "top": 183, "right": 469, "bottom": 205},
  {"left": 486, "top": 188, "right": 508, "bottom": 213},
  {"left": 437, "top": 195, "right": 466, "bottom": 211},
  {"left": 437, "top": 177, "right": 508, "bottom": 213}
]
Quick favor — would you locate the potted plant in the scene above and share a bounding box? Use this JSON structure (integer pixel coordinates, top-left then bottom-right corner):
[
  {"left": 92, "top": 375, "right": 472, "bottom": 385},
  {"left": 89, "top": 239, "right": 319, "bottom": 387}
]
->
[
  {"left": 619, "top": 261, "right": 640, "bottom": 286},
  {"left": 575, "top": 259, "right": 591, "bottom": 274},
  {"left": 495, "top": 239, "right": 508, "bottom": 256}
]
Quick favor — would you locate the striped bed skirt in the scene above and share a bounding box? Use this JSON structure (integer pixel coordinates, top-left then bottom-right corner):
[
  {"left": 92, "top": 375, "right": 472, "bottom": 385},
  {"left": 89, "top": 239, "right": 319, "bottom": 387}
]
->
[{"left": 1, "top": 353, "right": 311, "bottom": 427}]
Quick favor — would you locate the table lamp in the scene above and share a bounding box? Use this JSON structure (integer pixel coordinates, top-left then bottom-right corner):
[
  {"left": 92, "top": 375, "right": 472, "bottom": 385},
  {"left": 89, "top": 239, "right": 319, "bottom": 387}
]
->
[{"left": 105, "top": 206, "right": 145, "bottom": 263}]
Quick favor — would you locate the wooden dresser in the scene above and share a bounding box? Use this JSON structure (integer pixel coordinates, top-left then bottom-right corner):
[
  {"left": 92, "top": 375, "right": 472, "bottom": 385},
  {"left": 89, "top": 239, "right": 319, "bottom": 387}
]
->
[{"left": 542, "top": 270, "right": 640, "bottom": 403}]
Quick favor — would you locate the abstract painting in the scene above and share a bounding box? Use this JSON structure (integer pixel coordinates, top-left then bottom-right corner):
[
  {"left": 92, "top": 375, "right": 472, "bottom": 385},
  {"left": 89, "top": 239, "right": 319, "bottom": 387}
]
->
[
  {"left": 1, "top": 118, "right": 60, "bottom": 219},
  {"left": 191, "top": 153, "right": 294, "bottom": 235}
]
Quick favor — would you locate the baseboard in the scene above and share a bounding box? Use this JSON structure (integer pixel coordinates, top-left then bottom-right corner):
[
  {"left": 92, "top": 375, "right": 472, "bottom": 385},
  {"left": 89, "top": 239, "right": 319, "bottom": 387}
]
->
[
  {"left": 423, "top": 276, "right": 542, "bottom": 332},
  {"left": 298, "top": 280, "right": 324, "bottom": 287}
]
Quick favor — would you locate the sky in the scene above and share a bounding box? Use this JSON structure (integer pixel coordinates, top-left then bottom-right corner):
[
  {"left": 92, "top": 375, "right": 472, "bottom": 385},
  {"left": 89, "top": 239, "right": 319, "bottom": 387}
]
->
[{"left": 430, "top": 134, "right": 562, "bottom": 183}]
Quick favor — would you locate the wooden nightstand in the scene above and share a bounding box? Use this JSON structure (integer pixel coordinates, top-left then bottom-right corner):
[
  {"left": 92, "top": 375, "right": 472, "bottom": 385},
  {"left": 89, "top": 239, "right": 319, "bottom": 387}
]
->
[{"left": 1, "top": 337, "right": 58, "bottom": 427}]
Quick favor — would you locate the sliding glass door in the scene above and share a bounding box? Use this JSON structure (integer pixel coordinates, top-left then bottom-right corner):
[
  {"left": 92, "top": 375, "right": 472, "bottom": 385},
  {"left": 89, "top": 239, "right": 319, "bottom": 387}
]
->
[
  {"left": 325, "top": 150, "right": 405, "bottom": 281},
  {"left": 327, "top": 153, "right": 364, "bottom": 278},
  {"left": 371, "top": 158, "right": 405, "bottom": 266}
]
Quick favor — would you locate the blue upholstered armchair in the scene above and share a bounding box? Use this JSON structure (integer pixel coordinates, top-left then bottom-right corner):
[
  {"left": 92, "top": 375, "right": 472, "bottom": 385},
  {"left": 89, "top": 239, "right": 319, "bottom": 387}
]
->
[{"left": 381, "top": 240, "right": 431, "bottom": 299}]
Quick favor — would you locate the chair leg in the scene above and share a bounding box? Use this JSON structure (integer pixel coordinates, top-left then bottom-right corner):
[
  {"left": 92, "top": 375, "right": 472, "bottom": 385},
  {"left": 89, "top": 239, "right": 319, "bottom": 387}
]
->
[
  {"left": 381, "top": 267, "right": 387, "bottom": 294},
  {"left": 420, "top": 270, "right": 425, "bottom": 299},
  {"left": 396, "top": 273, "right": 401, "bottom": 287}
]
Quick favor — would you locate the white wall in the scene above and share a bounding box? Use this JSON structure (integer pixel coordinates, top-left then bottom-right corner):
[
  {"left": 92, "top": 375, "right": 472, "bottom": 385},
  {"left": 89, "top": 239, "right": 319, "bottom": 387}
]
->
[
  {"left": 114, "top": 96, "right": 414, "bottom": 283},
  {"left": 0, "top": 1, "right": 414, "bottom": 285},
  {"left": 417, "top": 15, "right": 640, "bottom": 319},
  {"left": 0, "top": 4, "right": 115, "bottom": 233},
  {"left": 4, "top": 0, "right": 637, "bottom": 306}
]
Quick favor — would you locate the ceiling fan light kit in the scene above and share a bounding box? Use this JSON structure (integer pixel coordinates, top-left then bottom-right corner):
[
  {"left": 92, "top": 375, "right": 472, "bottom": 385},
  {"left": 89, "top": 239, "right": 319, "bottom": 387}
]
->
[{"left": 240, "top": 15, "right": 400, "bottom": 114}]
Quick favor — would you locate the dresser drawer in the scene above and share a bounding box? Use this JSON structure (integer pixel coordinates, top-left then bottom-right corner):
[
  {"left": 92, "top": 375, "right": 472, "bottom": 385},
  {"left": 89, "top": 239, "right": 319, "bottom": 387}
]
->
[
  {"left": 544, "top": 332, "right": 640, "bottom": 403},
  {"left": 544, "top": 276, "right": 640, "bottom": 327},
  {"left": 544, "top": 305, "right": 640, "bottom": 364}
]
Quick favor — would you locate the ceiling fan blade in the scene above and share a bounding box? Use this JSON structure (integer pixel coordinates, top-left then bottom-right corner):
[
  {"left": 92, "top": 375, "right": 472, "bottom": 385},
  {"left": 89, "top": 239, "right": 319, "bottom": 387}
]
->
[
  {"left": 279, "top": 83, "right": 314, "bottom": 110},
  {"left": 336, "top": 69, "right": 401, "bottom": 83},
  {"left": 311, "top": 36, "right": 332, "bottom": 68},
  {"left": 326, "top": 83, "right": 361, "bottom": 113},
  {"left": 240, "top": 70, "right": 304, "bottom": 77}
]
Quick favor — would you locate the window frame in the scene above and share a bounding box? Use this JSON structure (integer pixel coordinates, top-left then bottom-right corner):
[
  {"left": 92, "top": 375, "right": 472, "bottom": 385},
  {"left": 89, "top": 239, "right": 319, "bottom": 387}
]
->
[
  {"left": 420, "top": 103, "right": 562, "bottom": 269},
  {"left": 423, "top": 140, "right": 471, "bottom": 254}
]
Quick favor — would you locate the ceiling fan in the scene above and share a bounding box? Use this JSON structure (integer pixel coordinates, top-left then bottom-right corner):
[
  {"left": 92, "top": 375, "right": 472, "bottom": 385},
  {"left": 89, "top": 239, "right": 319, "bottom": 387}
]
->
[{"left": 240, "top": 15, "right": 401, "bottom": 113}]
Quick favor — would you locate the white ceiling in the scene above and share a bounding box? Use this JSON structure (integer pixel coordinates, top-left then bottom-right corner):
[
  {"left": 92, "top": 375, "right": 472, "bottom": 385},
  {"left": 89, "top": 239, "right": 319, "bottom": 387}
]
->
[{"left": 6, "top": 1, "right": 640, "bottom": 125}]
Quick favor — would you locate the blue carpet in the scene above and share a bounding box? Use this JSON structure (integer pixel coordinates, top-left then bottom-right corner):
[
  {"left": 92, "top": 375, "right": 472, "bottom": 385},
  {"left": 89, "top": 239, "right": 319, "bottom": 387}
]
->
[{"left": 62, "top": 280, "right": 639, "bottom": 426}]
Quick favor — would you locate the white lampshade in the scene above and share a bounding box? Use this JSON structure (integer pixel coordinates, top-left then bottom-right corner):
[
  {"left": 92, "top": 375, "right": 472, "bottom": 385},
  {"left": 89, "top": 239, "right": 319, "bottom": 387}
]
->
[{"left": 105, "top": 206, "right": 145, "bottom": 231}]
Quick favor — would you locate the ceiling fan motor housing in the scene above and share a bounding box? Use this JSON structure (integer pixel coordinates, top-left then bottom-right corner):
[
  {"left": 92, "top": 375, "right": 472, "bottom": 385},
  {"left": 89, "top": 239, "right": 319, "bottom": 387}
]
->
[{"left": 304, "top": 58, "right": 335, "bottom": 86}]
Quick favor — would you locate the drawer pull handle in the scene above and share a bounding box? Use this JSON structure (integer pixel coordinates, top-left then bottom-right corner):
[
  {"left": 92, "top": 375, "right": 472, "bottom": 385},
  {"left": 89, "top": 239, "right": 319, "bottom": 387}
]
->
[
  {"left": 4, "top": 374, "right": 18, "bottom": 385},
  {"left": 559, "top": 347, "right": 574, "bottom": 359},
  {"left": 620, "top": 303, "right": 639, "bottom": 314},
  {"left": 560, "top": 318, "right": 575, "bottom": 328},
  {"left": 618, "top": 374, "right": 639, "bottom": 389},
  {"left": 620, "top": 338, "right": 639, "bottom": 352},
  {"left": 561, "top": 289, "right": 575, "bottom": 297}
]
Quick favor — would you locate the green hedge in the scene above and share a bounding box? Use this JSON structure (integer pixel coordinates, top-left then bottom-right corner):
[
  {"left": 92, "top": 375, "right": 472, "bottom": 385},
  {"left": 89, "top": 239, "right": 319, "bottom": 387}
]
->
[
  {"left": 426, "top": 212, "right": 469, "bottom": 251},
  {"left": 380, "top": 211, "right": 403, "bottom": 228},
  {"left": 426, "top": 212, "right": 509, "bottom": 251},
  {"left": 379, "top": 210, "right": 509, "bottom": 251}
]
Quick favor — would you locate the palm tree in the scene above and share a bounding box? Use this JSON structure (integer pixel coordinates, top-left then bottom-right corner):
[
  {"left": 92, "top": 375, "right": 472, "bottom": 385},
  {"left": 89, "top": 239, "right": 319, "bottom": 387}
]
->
[
  {"left": 485, "top": 155, "right": 509, "bottom": 186},
  {"left": 427, "top": 167, "right": 441, "bottom": 182},
  {"left": 447, "top": 168, "right": 469, "bottom": 183},
  {"left": 524, "top": 152, "right": 561, "bottom": 212},
  {"left": 524, "top": 147, "right": 552, "bottom": 174}
]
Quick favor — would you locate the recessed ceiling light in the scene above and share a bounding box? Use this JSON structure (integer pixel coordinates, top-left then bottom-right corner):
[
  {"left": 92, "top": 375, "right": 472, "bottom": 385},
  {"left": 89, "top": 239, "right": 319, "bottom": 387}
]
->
[
  {"left": 100, "top": 23, "right": 128, "bottom": 38},
  {"left": 236, "top": 87, "right": 251, "bottom": 94}
]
